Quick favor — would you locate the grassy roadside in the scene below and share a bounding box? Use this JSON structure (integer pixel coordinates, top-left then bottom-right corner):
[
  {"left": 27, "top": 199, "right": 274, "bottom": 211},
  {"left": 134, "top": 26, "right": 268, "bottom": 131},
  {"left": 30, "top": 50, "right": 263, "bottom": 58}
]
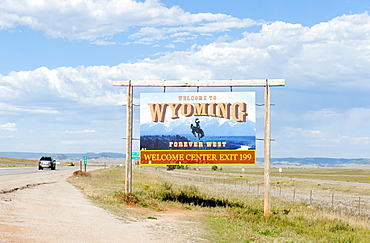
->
[
  {"left": 0, "top": 157, "right": 37, "bottom": 167},
  {"left": 220, "top": 167, "right": 370, "bottom": 184},
  {"left": 68, "top": 167, "right": 370, "bottom": 242},
  {"left": 185, "top": 169, "right": 370, "bottom": 200}
]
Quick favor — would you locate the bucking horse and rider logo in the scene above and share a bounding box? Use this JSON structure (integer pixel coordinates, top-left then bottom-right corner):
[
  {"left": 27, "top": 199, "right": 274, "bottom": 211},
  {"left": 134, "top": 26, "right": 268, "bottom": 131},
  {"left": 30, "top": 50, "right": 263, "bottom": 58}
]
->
[{"left": 190, "top": 118, "right": 205, "bottom": 140}]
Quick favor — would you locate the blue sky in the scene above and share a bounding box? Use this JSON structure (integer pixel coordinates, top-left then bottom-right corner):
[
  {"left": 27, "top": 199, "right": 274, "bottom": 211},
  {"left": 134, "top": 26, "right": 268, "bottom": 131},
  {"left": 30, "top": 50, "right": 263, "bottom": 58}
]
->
[{"left": 0, "top": 0, "right": 369, "bottom": 158}]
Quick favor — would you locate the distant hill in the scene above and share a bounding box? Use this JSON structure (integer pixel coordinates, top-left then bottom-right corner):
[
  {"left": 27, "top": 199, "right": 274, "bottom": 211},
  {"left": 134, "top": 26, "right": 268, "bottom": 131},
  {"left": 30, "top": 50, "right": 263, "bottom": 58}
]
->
[
  {"left": 0, "top": 152, "right": 368, "bottom": 167},
  {"left": 0, "top": 152, "right": 126, "bottom": 160},
  {"left": 265, "top": 157, "right": 370, "bottom": 168}
]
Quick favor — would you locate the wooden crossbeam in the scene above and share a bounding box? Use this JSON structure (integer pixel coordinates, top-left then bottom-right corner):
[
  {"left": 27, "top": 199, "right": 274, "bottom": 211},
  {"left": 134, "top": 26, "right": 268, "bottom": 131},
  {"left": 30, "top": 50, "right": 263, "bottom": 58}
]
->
[{"left": 113, "top": 79, "right": 285, "bottom": 87}]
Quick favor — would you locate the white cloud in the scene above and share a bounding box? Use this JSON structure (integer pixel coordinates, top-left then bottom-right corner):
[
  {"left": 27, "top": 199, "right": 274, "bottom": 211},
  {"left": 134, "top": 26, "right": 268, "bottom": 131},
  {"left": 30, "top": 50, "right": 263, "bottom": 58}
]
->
[
  {"left": 91, "top": 40, "right": 117, "bottom": 45},
  {"left": 283, "top": 127, "right": 323, "bottom": 139},
  {"left": 307, "top": 108, "right": 370, "bottom": 135},
  {"left": 112, "top": 13, "right": 370, "bottom": 90},
  {"left": 272, "top": 125, "right": 370, "bottom": 158},
  {"left": 272, "top": 105, "right": 370, "bottom": 158},
  {"left": 311, "top": 109, "right": 338, "bottom": 120},
  {"left": 345, "top": 108, "right": 370, "bottom": 129},
  {"left": 130, "top": 16, "right": 256, "bottom": 43},
  {"left": 333, "top": 135, "right": 370, "bottom": 145},
  {"left": 1, "top": 12, "right": 370, "bottom": 157},
  {"left": 0, "top": 103, "right": 60, "bottom": 115},
  {"left": 283, "top": 127, "right": 370, "bottom": 147},
  {"left": 61, "top": 139, "right": 107, "bottom": 145},
  {"left": 0, "top": 13, "right": 369, "bottom": 107},
  {"left": 165, "top": 43, "right": 175, "bottom": 48},
  {"left": 0, "top": 66, "right": 127, "bottom": 106},
  {"left": 0, "top": 0, "right": 256, "bottom": 42},
  {"left": 65, "top": 129, "right": 96, "bottom": 134},
  {"left": 0, "top": 122, "right": 17, "bottom": 139},
  {"left": 0, "top": 122, "right": 17, "bottom": 132}
]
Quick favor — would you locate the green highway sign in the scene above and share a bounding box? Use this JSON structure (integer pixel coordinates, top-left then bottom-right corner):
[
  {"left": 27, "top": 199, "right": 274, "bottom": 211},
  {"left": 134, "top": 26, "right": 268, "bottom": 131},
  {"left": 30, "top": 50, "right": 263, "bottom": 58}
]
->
[
  {"left": 83, "top": 156, "right": 87, "bottom": 165},
  {"left": 131, "top": 152, "right": 140, "bottom": 160}
]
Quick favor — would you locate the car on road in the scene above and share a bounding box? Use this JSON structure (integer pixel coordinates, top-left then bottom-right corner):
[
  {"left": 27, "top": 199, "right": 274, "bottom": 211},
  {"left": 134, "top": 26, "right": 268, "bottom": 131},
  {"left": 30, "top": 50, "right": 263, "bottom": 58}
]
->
[{"left": 38, "top": 156, "right": 56, "bottom": 170}]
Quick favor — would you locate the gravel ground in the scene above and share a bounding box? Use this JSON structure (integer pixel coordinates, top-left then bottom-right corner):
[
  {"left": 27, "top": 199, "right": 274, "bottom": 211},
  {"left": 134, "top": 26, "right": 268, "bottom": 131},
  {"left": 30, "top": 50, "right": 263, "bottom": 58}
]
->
[{"left": 0, "top": 169, "right": 208, "bottom": 243}]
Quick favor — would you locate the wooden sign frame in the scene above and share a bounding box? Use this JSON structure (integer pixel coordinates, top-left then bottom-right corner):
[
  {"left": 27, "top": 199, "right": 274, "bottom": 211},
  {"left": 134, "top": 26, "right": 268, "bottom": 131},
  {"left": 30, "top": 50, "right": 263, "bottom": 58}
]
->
[{"left": 113, "top": 79, "right": 285, "bottom": 217}]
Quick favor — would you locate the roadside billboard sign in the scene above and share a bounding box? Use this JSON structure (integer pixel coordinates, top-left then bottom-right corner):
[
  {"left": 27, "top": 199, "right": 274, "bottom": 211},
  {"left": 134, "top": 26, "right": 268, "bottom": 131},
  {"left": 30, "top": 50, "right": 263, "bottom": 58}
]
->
[{"left": 139, "top": 92, "right": 256, "bottom": 165}]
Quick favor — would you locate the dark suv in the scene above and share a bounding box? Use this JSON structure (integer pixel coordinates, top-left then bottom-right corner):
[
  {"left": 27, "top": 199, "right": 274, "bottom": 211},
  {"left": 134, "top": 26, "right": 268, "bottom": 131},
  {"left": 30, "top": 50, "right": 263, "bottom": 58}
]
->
[{"left": 38, "top": 156, "right": 56, "bottom": 170}]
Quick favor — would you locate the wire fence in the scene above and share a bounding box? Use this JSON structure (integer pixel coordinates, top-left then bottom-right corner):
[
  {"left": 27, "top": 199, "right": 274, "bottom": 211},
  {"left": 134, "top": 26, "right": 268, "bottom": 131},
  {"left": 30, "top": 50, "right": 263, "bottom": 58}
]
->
[{"left": 148, "top": 168, "right": 370, "bottom": 219}]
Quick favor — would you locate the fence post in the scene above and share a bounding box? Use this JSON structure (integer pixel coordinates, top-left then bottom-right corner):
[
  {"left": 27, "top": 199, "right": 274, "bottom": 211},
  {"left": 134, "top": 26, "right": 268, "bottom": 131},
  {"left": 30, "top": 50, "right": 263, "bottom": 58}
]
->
[
  {"left": 331, "top": 193, "right": 334, "bottom": 208},
  {"left": 310, "top": 190, "right": 312, "bottom": 204},
  {"left": 293, "top": 188, "right": 296, "bottom": 199},
  {"left": 359, "top": 197, "right": 361, "bottom": 215}
]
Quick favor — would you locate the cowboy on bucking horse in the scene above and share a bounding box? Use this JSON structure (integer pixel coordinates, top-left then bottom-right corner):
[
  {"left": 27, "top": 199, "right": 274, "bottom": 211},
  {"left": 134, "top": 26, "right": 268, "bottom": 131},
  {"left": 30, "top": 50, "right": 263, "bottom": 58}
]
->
[{"left": 190, "top": 118, "right": 205, "bottom": 140}]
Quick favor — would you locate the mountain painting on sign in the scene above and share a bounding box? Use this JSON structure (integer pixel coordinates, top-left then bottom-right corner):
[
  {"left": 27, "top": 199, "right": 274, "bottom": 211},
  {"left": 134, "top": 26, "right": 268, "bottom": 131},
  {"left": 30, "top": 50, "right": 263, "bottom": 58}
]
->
[{"left": 140, "top": 92, "right": 256, "bottom": 151}]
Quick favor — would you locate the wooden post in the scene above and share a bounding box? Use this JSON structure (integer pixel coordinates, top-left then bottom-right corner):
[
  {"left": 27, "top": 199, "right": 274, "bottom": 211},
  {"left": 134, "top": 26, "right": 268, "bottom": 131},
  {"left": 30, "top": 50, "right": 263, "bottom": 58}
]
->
[
  {"left": 264, "top": 79, "right": 271, "bottom": 217},
  {"left": 359, "top": 197, "right": 361, "bottom": 215},
  {"left": 331, "top": 193, "right": 334, "bottom": 208},
  {"left": 125, "top": 81, "right": 133, "bottom": 193}
]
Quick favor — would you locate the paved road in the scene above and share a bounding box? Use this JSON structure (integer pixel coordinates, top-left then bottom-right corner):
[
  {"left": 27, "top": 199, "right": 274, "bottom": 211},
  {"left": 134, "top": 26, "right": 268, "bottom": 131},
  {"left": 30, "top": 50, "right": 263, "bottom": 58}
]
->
[{"left": 0, "top": 166, "right": 75, "bottom": 177}]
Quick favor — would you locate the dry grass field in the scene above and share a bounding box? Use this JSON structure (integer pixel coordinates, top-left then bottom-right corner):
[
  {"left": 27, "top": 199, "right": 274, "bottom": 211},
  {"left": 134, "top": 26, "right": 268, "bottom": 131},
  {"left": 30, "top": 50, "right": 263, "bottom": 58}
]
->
[
  {"left": 69, "top": 166, "right": 370, "bottom": 242},
  {"left": 0, "top": 157, "right": 37, "bottom": 167},
  {"left": 152, "top": 167, "right": 370, "bottom": 218},
  {"left": 221, "top": 166, "right": 370, "bottom": 184}
]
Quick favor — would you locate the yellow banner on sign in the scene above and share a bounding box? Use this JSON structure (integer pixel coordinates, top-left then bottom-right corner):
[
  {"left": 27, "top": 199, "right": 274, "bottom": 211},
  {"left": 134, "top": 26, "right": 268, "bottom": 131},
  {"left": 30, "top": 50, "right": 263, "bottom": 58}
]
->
[{"left": 140, "top": 150, "right": 255, "bottom": 165}]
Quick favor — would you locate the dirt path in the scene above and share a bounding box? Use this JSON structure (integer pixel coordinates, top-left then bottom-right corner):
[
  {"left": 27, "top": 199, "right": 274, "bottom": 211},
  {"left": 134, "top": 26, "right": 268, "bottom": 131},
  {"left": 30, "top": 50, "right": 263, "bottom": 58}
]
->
[{"left": 0, "top": 169, "right": 207, "bottom": 243}]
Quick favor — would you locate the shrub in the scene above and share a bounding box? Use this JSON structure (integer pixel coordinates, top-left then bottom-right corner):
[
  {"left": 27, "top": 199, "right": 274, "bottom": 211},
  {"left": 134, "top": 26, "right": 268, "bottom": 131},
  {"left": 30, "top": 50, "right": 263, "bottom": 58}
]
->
[
  {"left": 114, "top": 191, "right": 140, "bottom": 206},
  {"left": 166, "top": 165, "right": 176, "bottom": 170},
  {"left": 73, "top": 170, "right": 91, "bottom": 177}
]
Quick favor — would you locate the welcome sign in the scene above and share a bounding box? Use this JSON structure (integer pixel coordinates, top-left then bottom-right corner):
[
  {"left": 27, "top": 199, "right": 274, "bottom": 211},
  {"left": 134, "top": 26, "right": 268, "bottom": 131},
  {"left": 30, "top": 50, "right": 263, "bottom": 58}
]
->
[{"left": 139, "top": 92, "right": 256, "bottom": 165}]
